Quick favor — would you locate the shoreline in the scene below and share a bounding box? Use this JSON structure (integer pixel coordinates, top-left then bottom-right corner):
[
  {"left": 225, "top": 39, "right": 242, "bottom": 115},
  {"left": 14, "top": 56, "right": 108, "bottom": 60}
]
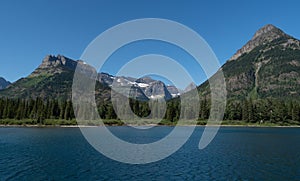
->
[{"left": 1, "top": 124, "right": 300, "bottom": 128}]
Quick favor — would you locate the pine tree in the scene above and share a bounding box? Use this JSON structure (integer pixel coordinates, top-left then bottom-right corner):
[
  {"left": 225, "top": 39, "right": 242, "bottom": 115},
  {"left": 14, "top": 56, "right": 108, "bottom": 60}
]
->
[
  {"left": 242, "top": 99, "right": 249, "bottom": 121},
  {"left": 292, "top": 102, "right": 300, "bottom": 123}
]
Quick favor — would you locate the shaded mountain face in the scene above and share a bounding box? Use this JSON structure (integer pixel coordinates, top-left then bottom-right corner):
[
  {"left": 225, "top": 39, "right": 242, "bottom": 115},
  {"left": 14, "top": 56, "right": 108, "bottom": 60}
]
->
[
  {"left": 199, "top": 24, "right": 300, "bottom": 100},
  {"left": 143, "top": 81, "right": 172, "bottom": 100},
  {"left": 0, "top": 55, "right": 177, "bottom": 101},
  {"left": 0, "top": 77, "right": 10, "bottom": 90}
]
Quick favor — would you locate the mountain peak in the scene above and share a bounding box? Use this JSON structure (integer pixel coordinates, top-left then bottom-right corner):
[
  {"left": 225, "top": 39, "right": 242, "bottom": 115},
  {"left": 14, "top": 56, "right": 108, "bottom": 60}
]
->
[
  {"left": 251, "top": 24, "right": 287, "bottom": 41},
  {"left": 136, "top": 76, "right": 156, "bottom": 84},
  {"left": 40, "top": 54, "right": 77, "bottom": 69},
  {"left": 229, "top": 24, "right": 291, "bottom": 61},
  {"left": 30, "top": 55, "right": 78, "bottom": 77},
  {"left": 0, "top": 77, "right": 11, "bottom": 90}
]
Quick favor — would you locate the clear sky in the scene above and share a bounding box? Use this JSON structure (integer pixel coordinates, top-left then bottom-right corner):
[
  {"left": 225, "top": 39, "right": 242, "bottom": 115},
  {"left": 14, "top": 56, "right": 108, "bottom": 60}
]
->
[{"left": 1, "top": 0, "right": 300, "bottom": 85}]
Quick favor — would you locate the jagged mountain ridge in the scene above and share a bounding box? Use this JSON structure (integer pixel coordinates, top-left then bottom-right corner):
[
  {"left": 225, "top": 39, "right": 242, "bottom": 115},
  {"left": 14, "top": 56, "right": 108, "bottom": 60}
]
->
[
  {"left": 0, "top": 55, "right": 179, "bottom": 100},
  {"left": 199, "top": 24, "right": 300, "bottom": 100}
]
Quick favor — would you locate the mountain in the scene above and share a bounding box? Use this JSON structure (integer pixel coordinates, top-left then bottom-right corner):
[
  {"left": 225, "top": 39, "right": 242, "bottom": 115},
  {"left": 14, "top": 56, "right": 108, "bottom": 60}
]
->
[
  {"left": 97, "top": 71, "right": 179, "bottom": 100},
  {"left": 0, "top": 55, "right": 177, "bottom": 101},
  {"left": 0, "top": 77, "right": 10, "bottom": 90},
  {"left": 98, "top": 74, "right": 176, "bottom": 100},
  {"left": 199, "top": 24, "right": 300, "bottom": 100},
  {"left": 0, "top": 55, "right": 111, "bottom": 100},
  {"left": 167, "top": 85, "right": 181, "bottom": 97},
  {"left": 135, "top": 77, "right": 173, "bottom": 100}
]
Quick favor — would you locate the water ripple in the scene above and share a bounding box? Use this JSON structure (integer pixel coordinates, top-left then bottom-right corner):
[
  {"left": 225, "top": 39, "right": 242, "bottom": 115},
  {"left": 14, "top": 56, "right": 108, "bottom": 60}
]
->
[{"left": 0, "top": 127, "right": 300, "bottom": 180}]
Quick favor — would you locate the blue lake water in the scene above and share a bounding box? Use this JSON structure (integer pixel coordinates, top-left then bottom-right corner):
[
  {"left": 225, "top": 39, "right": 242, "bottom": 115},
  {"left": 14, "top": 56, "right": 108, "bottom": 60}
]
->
[{"left": 0, "top": 126, "right": 300, "bottom": 180}]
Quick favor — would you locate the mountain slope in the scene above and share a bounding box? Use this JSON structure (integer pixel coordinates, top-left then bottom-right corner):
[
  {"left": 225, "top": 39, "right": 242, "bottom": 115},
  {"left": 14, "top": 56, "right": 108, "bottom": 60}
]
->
[
  {"left": 199, "top": 24, "right": 300, "bottom": 100},
  {"left": 0, "top": 77, "right": 10, "bottom": 90}
]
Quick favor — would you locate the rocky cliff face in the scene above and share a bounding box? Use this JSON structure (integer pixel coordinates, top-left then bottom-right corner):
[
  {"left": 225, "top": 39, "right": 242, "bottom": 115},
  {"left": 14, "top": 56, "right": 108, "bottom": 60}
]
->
[
  {"left": 135, "top": 77, "right": 173, "bottom": 100},
  {"left": 0, "top": 77, "right": 10, "bottom": 90},
  {"left": 38, "top": 55, "right": 77, "bottom": 69},
  {"left": 30, "top": 55, "right": 77, "bottom": 76},
  {"left": 143, "top": 81, "right": 172, "bottom": 100}
]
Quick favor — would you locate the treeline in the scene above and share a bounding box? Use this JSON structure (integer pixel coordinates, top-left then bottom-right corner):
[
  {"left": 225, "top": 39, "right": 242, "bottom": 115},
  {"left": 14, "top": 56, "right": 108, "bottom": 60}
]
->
[
  {"left": 224, "top": 99, "right": 300, "bottom": 124},
  {"left": 0, "top": 98, "right": 75, "bottom": 124},
  {"left": 0, "top": 97, "right": 299, "bottom": 125}
]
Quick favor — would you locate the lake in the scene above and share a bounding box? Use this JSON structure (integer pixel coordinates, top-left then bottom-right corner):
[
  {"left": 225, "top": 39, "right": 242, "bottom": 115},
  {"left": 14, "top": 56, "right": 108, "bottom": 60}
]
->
[{"left": 0, "top": 126, "right": 300, "bottom": 180}]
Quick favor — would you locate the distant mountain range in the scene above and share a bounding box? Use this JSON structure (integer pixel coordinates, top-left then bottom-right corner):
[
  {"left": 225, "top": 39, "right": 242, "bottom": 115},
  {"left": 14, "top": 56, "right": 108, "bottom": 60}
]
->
[
  {"left": 0, "top": 55, "right": 180, "bottom": 101},
  {"left": 0, "top": 24, "right": 299, "bottom": 102}
]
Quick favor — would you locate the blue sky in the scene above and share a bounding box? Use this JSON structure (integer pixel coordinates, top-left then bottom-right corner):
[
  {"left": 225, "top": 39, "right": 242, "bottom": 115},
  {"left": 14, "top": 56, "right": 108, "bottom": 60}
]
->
[{"left": 1, "top": 0, "right": 300, "bottom": 85}]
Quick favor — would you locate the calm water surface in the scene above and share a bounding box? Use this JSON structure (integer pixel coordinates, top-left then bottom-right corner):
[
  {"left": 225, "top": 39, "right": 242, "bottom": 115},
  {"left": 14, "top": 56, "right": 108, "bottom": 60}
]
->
[{"left": 0, "top": 126, "right": 300, "bottom": 180}]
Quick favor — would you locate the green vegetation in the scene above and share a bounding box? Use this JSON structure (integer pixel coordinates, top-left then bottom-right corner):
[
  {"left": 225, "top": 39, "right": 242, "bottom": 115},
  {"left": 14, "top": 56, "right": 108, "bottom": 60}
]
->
[
  {"left": 0, "top": 97, "right": 299, "bottom": 126},
  {"left": 224, "top": 98, "right": 300, "bottom": 125},
  {"left": 0, "top": 119, "right": 76, "bottom": 126},
  {"left": 0, "top": 71, "right": 75, "bottom": 100}
]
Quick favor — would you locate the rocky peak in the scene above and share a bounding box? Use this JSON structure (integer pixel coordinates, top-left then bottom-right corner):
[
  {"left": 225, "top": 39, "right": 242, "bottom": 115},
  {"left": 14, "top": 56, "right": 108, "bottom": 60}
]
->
[
  {"left": 136, "top": 77, "right": 156, "bottom": 84},
  {"left": 98, "top": 72, "right": 114, "bottom": 85},
  {"left": 229, "top": 24, "right": 291, "bottom": 61},
  {"left": 0, "top": 77, "right": 11, "bottom": 90},
  {"left": 167, "top": 85, "right": 182, "bottom": 97},
  {"left": 39, "top": 55, "right": 77, "bottom": 70},
  {"left": 30, "top": 55, "right": 80, "bottom": 77},
  {"left": 184, "top": 82, "right": 197, "bottom": 92}
]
